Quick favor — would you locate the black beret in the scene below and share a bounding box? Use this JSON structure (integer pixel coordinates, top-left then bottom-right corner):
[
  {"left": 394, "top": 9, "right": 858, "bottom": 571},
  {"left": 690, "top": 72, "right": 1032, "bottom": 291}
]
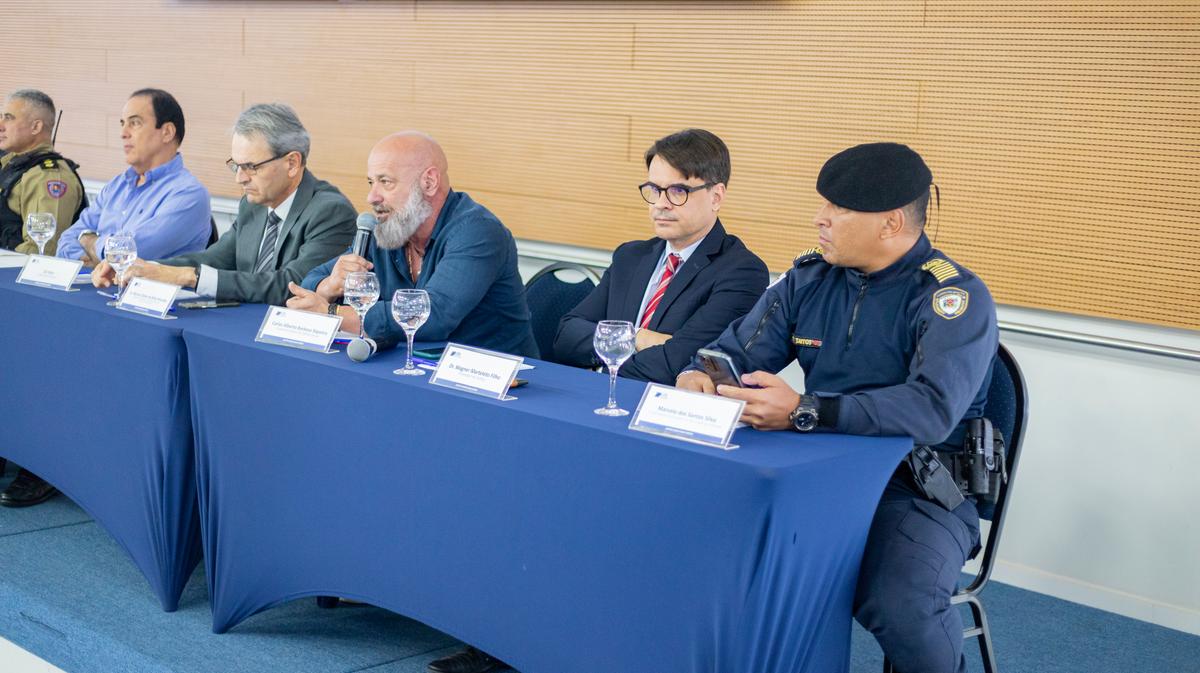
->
[{"left": 816, "top": 142, "right": 932, "bottom": 212}]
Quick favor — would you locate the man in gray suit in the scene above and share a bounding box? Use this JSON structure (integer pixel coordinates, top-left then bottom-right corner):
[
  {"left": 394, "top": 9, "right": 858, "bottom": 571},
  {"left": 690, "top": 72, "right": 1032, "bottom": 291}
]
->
[{"left": 92, "top": 103, "right": 355, "bottom": 305}]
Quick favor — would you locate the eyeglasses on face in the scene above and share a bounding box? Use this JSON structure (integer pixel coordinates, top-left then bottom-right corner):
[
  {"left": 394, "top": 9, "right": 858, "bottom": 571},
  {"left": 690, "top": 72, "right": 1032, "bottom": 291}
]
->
[
  {"left": 638, "top": 181, "right": 716, "bottom": 206},
  {"left": 226, "top": 153, "right": 289, "bottom": 176}
]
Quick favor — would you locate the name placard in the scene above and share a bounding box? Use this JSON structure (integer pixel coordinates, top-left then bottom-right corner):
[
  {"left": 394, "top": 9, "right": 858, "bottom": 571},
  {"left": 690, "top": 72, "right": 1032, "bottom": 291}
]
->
[
  {"left": 115, "top": 277, "right": 180, "bottom": 320},
  {"left": 628, "top": 383, "right": 745, "bottom": 450},
  {"left": 255, "top": 306, "right": 341, "bottom": 353},
  {"left": 16, "top": 255, "right": 82, "bottom": 291},
  {"left": 429, "top": 343, "right": 523, "bottom": 401}
]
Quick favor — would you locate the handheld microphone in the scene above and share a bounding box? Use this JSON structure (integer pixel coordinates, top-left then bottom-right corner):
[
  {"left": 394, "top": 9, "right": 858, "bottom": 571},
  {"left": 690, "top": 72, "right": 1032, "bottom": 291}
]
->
[
  {"left": 346, "top": 337, "right": 378, "bottom": 363},
  {"left": 350, "top": 212, "right": 377, "bottom": 257}
]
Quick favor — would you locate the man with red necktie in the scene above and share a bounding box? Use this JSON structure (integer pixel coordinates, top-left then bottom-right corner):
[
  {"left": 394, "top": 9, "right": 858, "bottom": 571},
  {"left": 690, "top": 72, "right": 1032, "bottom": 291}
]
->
[{"left": 553, "top": 128, "right": 768, "bottom": 385}]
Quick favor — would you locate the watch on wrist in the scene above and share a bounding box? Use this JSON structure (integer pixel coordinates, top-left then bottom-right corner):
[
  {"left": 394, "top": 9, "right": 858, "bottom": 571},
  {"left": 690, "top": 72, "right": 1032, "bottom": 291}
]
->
[
  {"left": 789, "top": 394, "right": 820, "bottom": 432},
  {"left": 326, "top": 302, "right": 339, "bottom": 316}
]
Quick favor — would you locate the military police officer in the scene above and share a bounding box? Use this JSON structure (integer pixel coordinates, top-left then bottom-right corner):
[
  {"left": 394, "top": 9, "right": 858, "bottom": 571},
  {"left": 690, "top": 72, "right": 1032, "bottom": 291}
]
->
[
  {"left": 678, "top": 142, "right": 998, "bottom": 673},
  {"left": 0, "top": 89, "right": 85, "bottom": 255}
]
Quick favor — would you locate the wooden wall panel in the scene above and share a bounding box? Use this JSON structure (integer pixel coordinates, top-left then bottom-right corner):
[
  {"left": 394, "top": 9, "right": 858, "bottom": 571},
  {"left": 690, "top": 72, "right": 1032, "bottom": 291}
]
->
[{"left": 0, "top": 0, "right": 1195, "bottom": 329}]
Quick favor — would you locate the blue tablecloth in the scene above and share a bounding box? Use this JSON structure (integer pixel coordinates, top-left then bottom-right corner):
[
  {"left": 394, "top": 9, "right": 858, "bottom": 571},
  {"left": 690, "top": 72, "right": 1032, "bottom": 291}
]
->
[
  {"left": 183, "top": 311, "right": 913, "bottom": 673},
  {"left": 0, "top": 268, "right": 200, "bottom": 610}
]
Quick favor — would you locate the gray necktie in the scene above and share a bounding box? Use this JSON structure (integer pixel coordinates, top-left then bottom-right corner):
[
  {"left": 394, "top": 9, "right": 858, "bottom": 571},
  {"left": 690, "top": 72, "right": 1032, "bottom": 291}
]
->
[{"left": 254, "top": 211, "right": 282, "bottom": 273}]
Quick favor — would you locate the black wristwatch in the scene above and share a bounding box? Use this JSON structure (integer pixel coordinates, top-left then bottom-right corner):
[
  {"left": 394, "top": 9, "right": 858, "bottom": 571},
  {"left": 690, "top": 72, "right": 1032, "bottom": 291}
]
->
[
  {"left": 326, "top": 301, "right": 340, "bottom": 316},
  {"left": 789, "top": 394, "right": 820, "bottom": 432}
]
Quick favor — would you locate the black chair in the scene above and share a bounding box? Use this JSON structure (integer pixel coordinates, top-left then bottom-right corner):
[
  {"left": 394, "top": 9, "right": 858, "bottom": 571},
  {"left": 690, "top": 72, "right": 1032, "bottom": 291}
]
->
[
  {"left": 207, "top": 216, "right": 220, "bottom": 247},
  {"left": 885, "top": 342, "right": 1029, "bottom": 673},
  {"left": 524, "top": 261, "right": 601, "bottom": 361}
]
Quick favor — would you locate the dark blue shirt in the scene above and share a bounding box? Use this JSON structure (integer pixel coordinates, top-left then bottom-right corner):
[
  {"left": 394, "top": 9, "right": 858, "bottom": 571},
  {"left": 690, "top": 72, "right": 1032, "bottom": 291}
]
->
[
  {"left": 696, "top": 234, "right": 998, "bottom": 447},
  {"left": 302, "top": 190, "right": 538, "bottom": 358}
]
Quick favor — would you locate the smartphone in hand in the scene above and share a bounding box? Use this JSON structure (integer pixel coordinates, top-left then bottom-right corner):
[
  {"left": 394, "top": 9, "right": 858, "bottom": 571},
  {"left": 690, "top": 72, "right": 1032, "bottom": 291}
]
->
[{"left": 697, "top": 348, "right": 743, "bottom": 388}]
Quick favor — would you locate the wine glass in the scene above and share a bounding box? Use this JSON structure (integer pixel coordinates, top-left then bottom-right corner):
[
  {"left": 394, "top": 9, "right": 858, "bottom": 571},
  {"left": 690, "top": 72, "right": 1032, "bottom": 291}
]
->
[
  {"left": 343, "top": 271, "right": 380, "bottom": 340},
  {"left": 25, "top": 213, "right": 56, "bottom": 256},
  {"left": 593, "top": 320, "right": 636, "bottom": 416},
  {"left": 390, "top": 289, "right": 430, "bottom": 376},
  {"left": 105, "top": 233, "right": 138, "bottom": 306}
]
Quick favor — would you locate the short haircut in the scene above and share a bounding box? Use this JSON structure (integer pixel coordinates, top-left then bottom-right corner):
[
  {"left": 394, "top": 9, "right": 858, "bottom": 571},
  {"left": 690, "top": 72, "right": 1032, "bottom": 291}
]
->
[
  {"left": 232, "top": 103, "right": 311, "bottom": 164},
  {"left": 129, "top": 88, "right": 186, "bottom": 144},
  {"left": 903, "top": 189, "right": 930, "bottom": 230},
  {"left": 644, "top": 128, "right": 731, "bottom": 186},
  {"left": 8, "top": 89, "right": 56, "bottom": 129}
]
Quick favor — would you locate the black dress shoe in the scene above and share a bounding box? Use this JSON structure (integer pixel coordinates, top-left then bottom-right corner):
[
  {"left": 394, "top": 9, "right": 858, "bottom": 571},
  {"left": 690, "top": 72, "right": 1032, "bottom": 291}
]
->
[
  {"left": 0, "top": 470, "right": 59, "bottom": 508},
  {"left": 427, "top": 646, "right": 510, "bottom": 673}
]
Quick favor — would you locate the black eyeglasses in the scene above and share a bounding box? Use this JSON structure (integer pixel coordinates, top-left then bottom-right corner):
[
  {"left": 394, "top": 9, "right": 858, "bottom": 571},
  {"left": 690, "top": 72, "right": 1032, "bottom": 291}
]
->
[
  {"left": 639, "top": 181, "right": 716, "bottom": 206},
  {"left": 226, "top": 153, "right": 288, "bottom": 176}
]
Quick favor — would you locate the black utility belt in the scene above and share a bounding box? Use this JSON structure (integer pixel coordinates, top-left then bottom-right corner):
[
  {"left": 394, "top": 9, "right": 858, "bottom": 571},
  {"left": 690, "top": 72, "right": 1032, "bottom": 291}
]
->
[{"left": 904, "top": 418, "right": 1008, "bottom": 512}]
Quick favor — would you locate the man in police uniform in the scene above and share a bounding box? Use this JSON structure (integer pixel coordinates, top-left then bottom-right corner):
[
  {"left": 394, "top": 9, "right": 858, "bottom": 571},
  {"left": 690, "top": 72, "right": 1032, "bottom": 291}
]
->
[
  {"left": 678, "top": 142, "right": 998, "bottom": 673},
  {"left": 0, "top": 89, "right": 85, "bottom": 502},
  {"left": 0, "top": 89, "right": 84, "bottom": 254}
]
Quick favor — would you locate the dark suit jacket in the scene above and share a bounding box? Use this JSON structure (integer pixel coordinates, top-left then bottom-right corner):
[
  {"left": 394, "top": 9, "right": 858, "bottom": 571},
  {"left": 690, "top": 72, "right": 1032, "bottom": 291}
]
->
[
  {"left": 161, "top": 170, "right": 355, "bottom": 305},
  {"left": 554, "top": 220, "right": 768, "bottom": 384}
]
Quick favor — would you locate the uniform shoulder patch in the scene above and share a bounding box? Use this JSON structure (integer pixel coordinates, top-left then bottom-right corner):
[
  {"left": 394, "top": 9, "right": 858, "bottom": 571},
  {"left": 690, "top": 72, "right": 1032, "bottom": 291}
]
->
[
  {"left": 794, "top": 246, "right": 824, "bottom": 265},
  {"left": 932, "top": 287, "right": 969, "bottom": 319},
  {"left": 921, "top": 258, "right": 960, "bottom": 285},
  {"left": 46, "top": 180, "right": 68, "bottom": 199},
  {"left": 41, "top": 158, "right": 58, "bottom": 170}
]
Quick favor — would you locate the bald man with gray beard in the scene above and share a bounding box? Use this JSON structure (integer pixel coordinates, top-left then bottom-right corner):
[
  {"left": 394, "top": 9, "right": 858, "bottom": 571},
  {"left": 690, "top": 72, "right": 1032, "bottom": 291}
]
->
[{"left": 291, "top": 132, "right": 537, "bottom": 358}]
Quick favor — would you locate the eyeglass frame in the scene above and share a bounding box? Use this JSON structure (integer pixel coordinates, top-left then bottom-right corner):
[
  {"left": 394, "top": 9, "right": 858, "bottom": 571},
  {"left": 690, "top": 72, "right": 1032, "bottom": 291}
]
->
[
  {"left": 638, "top": 180, "right": 718, "bottom": 206},
  {"left": 225, "top": 152, "right": 292, "bottom": 176}
]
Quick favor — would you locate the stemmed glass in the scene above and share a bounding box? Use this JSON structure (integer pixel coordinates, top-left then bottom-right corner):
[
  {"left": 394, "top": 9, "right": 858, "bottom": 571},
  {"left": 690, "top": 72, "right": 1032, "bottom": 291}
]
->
[
  {"left": 343, "top": 271, "right": 380, "bottom": 340},
  {"left": 104, "top": 233, "right": 138, "bottom": 306},
  {"left": 391, "top": 289, "right": 430, "bottom": 376},
  {"left": 593, "top": 320, "right": 636, "bottom": 416},
  {"left": 25, "top": 213, "right": 56, "bottom": 256}
]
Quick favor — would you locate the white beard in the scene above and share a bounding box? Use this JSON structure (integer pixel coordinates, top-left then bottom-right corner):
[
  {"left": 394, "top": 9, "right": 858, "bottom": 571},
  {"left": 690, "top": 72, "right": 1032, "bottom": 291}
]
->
[{"left": 375, "top": 186, "right": 433, "bottom": 250}]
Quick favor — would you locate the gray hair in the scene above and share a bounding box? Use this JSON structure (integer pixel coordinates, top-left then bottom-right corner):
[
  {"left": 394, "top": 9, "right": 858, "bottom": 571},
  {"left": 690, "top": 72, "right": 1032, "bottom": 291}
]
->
[
  {"left": 232, "top": 103, "right": 310, "bottom": 164},
  {"left": 8, "top": 89, "right": 56, "bottom": 129}
]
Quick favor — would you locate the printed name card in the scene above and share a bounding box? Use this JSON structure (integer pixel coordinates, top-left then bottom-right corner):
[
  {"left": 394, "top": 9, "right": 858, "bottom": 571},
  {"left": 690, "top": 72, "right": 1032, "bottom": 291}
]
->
[
  {"left": 629, "top": 383, "right": 745, "bottom": 450},
  {"left": 16, "top": 255, "right": 82, "bottom": 291},
  {"left": 430, "top": 343, "right": 523, "bottom": 401},
  {"left": 115, "top": 277, "right": 180, "bottom": 320},
  {"left": 255, "top": 306, "right": 342, "bottom": 353}
]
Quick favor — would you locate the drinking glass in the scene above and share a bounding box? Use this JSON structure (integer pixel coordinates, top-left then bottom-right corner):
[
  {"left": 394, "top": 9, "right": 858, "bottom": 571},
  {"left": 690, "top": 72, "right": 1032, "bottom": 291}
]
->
[
  {"left": 343, "top": 271, "right": 380, "bottom": 340},
  {"left": 25, "top": 213, "right": 56, "bottom": 256},
  {"left": 105, "top": 233, "right": 138, "bottom": 306},
  {"left": 593, "top": 320, "right": 636, "bottom": 416},
  {"left": 391, "top": 289, "right": 430, "bottom": 376}
]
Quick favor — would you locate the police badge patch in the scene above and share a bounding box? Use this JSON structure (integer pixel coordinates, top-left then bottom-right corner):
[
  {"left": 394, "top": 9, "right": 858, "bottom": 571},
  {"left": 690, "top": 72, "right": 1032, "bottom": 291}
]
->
[
  {"left": 932, "top": 287, "right": 969, "bottom": 319},
  {"left": 46, "top": 180, "right": 67, "bottom": 199}
]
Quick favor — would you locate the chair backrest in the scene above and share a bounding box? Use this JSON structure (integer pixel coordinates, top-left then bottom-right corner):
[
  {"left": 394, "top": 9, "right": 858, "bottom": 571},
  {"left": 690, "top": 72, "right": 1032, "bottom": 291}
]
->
[
  {"left": 207, "top": 216, "right": 220, "bottom": 247},
  {"left": 962, "top": 342, "right": 1029, "bottom": 595},
  {"left": 525, "top": 262, "right": 601, "bottom": 361}
]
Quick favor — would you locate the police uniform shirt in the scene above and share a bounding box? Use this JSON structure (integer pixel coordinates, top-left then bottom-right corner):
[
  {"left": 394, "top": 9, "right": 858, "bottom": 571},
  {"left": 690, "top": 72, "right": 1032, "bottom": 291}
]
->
[
  {"left": 0, "top": 142, "right": 83, "bottom": 255},
  {"left": 696, "top": 233, "right": 998, "bottom": 448}
]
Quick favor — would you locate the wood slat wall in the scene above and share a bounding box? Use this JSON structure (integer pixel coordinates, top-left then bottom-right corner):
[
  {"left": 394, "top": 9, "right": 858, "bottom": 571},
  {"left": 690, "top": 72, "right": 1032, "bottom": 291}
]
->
[{"left": 3, "top": 0, "right": 1196, "bottom": 328}]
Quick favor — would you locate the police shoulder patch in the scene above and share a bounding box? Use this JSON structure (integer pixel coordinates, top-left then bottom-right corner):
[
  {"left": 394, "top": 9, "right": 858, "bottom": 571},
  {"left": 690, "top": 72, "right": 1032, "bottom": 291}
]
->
[
  {"left": 46, "top": 180, "right": 68, "bottom": 199},
  {"left": 932, "top": 287, "right": 969, "bottom": 320},
  {"left": 41, "top": 158, "right": 58, "bottom": 170},
  {"left": 794, "top": 246, "right": 824, "bottom": 265},
  {"left": 921, "top": 258, "right": 960, "bottom": 285}
]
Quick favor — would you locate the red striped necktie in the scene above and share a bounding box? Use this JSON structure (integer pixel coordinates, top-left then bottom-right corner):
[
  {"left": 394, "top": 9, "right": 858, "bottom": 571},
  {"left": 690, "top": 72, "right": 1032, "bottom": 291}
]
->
[{"left": 639, "top": 252, "right": 682, "bottom": 329}]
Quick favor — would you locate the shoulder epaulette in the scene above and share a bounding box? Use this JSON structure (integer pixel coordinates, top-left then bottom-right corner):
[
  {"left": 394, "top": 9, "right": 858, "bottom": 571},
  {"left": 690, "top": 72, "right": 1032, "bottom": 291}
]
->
[
  {"left": 921, "top": 258, "right": 961, "bottom": 285},
  {"left": 41, "top": 158, "right": 58, "bottom": 170},
  {"left": 794, "top": 246, "right": 824, "bottom": 265}
]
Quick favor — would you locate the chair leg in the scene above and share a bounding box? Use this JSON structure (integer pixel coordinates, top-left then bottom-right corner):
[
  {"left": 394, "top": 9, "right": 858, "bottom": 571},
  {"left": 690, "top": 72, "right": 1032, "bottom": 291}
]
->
[{"left": 965, "top": 597, "right": 998, "bottom": 673}]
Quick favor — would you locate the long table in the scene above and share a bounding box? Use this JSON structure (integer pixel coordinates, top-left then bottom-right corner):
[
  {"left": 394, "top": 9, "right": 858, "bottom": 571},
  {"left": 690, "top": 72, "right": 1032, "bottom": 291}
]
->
[
  {"left": 0, "top": 268, "right": 200, "bottom": 610},
  {"left": 182, "top": 308, "right": 912, "bottom": 673}
]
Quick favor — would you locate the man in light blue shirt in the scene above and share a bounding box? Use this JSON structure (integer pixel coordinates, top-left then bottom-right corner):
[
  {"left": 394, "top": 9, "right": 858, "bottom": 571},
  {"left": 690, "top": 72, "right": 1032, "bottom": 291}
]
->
[
  {"left": 3, "top": 89, "right": 211, "bottom": 510},
  {"left": 55, "top": 88, "right": 210, "bottom": 267}
]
